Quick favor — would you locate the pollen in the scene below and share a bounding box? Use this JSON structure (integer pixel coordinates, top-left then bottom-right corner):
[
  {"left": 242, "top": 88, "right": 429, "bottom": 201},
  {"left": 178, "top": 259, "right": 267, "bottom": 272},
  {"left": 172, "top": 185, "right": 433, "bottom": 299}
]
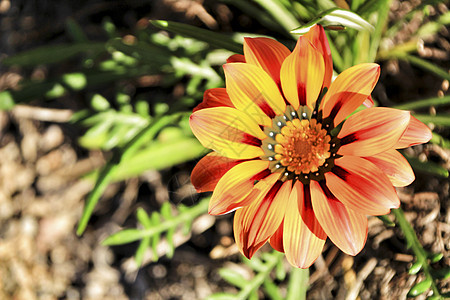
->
[{"left": 273, "top": 118, "right": 331, "bottom": 174}]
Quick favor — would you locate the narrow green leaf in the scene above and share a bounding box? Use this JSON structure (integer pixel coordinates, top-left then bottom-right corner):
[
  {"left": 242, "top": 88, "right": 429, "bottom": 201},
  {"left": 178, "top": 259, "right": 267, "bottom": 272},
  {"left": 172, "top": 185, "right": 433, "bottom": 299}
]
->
[
  {"left": 150, "top": 20, "right": 242, "bottom": 53},
  {"left": 219, "top": 268, "right": 249, "bottom": 289},
  {"left": 0, "top": 91, "right": 15, "bottom": 110},
  {"left": 414, "top": 114, "right": 450, "bottom": 127},
  {"left": 402, "top": 55, "right": 450, "bottom": 81},
  {"left": 409, "top": 259, "right": 424, "bottom": 275},
  {"left": 2, "top": 43, "right": 105, "bottom": 66},
  {"left": 405, "top": 156, "right": 449, "bottom": 178},
  {"left": 263, "top": 279, "right": 283, "bottom": 300},
  {"left": 102, "top": 229, "right": 144, "bottom": 245},
  {"left": 166, "top": 227, "right": 175, "bottom": 258},
  {"left": 407, "top": 278, "right": 432, "bottom": 297},
  {"left": 430, "top": 132, "right": 450, "bottom": 149},
  {"left": 377, "top": 215, "right": 395, "bottom": 227},
  {"left": 393, "top": 95, "right": 450, "bottom": 110},
  {"left": 135, "top": 237, "right": 150, "bottom": 266},
  {"left": 291, "top": 8, "right": 373, "bottom": 34},
  {"left": 91, "top": 94, "right": 111, "bottom": 111},
  {"left": 253, "top": 0, "right": 301, "bottom": 35},
  {"left": 429, "top": 253, "right": 444, "bottom": 263}
]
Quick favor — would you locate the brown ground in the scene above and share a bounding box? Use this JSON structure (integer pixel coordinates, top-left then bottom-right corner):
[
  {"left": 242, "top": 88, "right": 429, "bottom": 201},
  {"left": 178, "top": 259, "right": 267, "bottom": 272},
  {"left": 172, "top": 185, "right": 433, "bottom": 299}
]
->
[{"left": 0, "top": 0, "right": 449, "bottom": 299}]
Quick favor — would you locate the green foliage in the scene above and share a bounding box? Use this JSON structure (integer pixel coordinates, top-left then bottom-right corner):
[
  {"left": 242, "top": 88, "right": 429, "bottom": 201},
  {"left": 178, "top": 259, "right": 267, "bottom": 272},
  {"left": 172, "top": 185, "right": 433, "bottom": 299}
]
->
[
  {"left": 103, "top": 198, "right": 209, "bottom": 265},
  {"left": 393, "top": 208, "right": 447, "bottom": 299}
]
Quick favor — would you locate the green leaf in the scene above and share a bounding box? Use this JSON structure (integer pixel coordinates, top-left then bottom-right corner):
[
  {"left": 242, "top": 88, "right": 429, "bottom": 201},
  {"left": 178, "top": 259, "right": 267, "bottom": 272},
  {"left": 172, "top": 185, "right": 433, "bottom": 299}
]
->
[
  {"left": 291, "top": 8, "right": 373, "bottom": 34},
  {"left": 409, "top": 259, "right": 424, "bottom": 275},
  {"left": 219, "top": 268, "right": 249, "bottom": 289},
  {"left": 2, "top": 43, "right": 105, "bottom": 66},
  {"left": 393, "top": 95, "right": 450, "bottom": 110},
  {"left": 90, "top": 94, "right": 111, "bottom": 111},
  {"left": 429, "top": 253, "right": 444, "bottom": 264},
  {"left": 205, "top": 293, "right": 236, "bottom": 300},
  {"left": 263, "top": 279, "right": 283, "bottom": 300},
  {"left": 150, "top": 20, "right": 242, "bottom": 53},
  {"left": 0, "top": 91, "right": 15, "bottom": 110},
  {"left": 405, "top": 156, "right": 449, "bottom": 178},
  {"left": 431, "top": 267, "right": 450, "bottom": 280},
  {"left": 102, "top": 229, "right": 144, "bottom": 245},
  {"left": 414, "top": 114, "right": 450, "bottom": 127},
  {"left": 407, "top": 278, "right": 432, "bottom": 297},
  {"left": 377, "top": 215, "right": 395, "bottom": 227}
]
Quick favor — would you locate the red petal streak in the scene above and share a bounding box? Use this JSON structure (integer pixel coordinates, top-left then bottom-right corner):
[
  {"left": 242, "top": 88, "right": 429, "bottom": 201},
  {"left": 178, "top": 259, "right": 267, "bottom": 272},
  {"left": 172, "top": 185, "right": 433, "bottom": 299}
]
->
[
  {"left": 224, "top": 63, "right": 286, "bottom": 126},
  {"left": 191, "top": 152, "right": 242, "bottom": 193},
  {"left": 244, "top": 37, "right": 290, "bottom": 87},
  {"left": 283, "top": 181, "right": 326, "bottom": 268},
  {"left": 363, "top": 95, "right": 374, "bottom": 108},
  {"left": 234, "top": 180, "right": 291, "bottom": 259},
  {"left": 326, "top": 156, "right": 400, "bottom": 216},
  {"left": 364, "top": 149, "right": 415, "bottom": 187},
  {"left": 280, "top": 37, "right": 325, "bottom": 110},
  {"left": 396, "top": 115, "right": 432, "bottom": 149},
  {"left": 321, "top": 63, "right": 380, "bottom": 126},
  {"left": 310, "top": 181, "right": 368, "bottom": 256},
  {"left": 227, "top": 54, "right": 246, "bottom": 63},
  {"left": 190, "top": 107, "right": 266, "bottom": 159},
  {"left": 269, "top": 221, "right": 284, "bottom": 253},
  {"left": 208, "top": 160, "right": 272, "bottom": 215},
  {"left": 338, "top": 107, "right": 410, "bottom": 157},
  {"left": 304, "top": 25, "right": 333, "bottom": 89},
  {"left": 193, "top": 88, "right": 234, "bottom": 112}
]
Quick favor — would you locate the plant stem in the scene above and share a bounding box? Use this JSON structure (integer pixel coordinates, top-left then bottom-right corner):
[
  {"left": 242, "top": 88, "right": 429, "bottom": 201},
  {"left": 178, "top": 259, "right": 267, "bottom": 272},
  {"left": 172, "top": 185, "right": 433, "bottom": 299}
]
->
[{"left": 392, "top": 208, "right": 442, "bottom": 298}]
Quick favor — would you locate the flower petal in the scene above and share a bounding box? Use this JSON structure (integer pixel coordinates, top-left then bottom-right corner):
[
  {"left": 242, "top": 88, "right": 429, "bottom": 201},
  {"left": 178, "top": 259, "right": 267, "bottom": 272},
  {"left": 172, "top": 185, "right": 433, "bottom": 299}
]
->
[
  {"left": 224, "top": 63, "right": 286, "bottom": 126},
  {"left": 310, "top": 181, "right": 368, "bottom": 256},
  {"left": 325, "top": 156, "right": 400, "bottom": 216},
  {"left": 227, "top": 54, "right": 246, "bottom": 63},
  {"left": 364, "top": 149, "right": 415, "bottom": 187},
  {"left": 193, "top": 88, "right": 234, "bottom": 112},
  {"left": 321, "top": 63, "right": 380, "bottom": 126},
  {"left": 208, "top": 160, "right": 273, "bottom": 215},
  {"left": 303, "top": 24, "right": 333, "bottom": 89},
  {"left": 338, "top": 107, "right": 410, "bottom": 157},
  {"left": 191, "top": 152, "right": 242, "bottom": 193},
  {"left": 234, "top": 180, "right": 291, "bottom": 259},
  {"left": 395, "top": 115, "right": 432, "bottom": 149},
  {"left": 243, "top": 37, "right": 291, "bottom": 86},
  {"left": 363, "top": 95, "right": 374, "bottom": 108},
  {"left": 269, "top": 221, "right": 284, "bottom": 253},
  {"left": 283, "top": 181, "right": 326, "bottom": 268},
  {"left": 190, "top": 106, "right": 266, "bottom": 159},
  {"left": 280, "top": 36, "right": 325, "bottom": 110}
]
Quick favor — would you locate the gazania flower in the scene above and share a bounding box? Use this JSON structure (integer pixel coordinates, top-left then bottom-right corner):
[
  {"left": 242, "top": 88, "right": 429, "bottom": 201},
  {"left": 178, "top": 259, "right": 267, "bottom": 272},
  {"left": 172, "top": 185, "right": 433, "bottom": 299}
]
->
[{"left": 189, "top": 25, "right": 432, "bottom": 268}]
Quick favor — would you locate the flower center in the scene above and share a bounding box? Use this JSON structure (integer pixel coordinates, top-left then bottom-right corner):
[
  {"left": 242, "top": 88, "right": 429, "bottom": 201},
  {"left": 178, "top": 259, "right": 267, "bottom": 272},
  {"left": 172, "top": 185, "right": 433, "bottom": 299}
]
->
[
  {"left": 274, "top": 118, "right": 331, "bottom": 174},
  {"left": 262, "top": 105, "right": 340, "bottom": 183}
]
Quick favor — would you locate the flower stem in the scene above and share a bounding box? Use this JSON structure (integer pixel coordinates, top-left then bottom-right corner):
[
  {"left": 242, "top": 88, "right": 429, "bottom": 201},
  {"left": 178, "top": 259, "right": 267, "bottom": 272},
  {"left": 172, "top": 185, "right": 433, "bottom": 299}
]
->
[{"left": 392, "top": 208, "right": 442, "bottom": 298}]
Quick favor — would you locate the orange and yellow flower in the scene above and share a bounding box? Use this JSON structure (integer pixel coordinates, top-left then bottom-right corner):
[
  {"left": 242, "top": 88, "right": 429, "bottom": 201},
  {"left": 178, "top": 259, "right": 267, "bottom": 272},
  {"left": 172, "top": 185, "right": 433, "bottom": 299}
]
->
[{"left": 189, "top": 25, "right": 432, "bottom": 268}]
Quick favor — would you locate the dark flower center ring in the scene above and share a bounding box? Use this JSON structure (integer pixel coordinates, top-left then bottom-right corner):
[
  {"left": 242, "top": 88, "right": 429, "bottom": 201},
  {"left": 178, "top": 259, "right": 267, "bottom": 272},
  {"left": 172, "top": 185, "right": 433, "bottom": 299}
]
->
[{"left": 262, "top": 105, "right": 341, "bottom": 183}]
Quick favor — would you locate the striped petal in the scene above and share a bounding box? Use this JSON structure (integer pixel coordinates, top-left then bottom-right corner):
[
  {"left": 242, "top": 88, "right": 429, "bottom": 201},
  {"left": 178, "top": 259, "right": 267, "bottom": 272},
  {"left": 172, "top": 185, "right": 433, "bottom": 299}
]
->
[
  {"left": 227, "top": 54, "right": 246, "bottom": 63},
  {"left": 321, "top": 63, "right": 380, "bottom": 126},
  {"left": 280, "top": 36, "right": 325, "bottom": 110},
  {"left": 338, "top": 107, "right": 410, "bottom": 157},
  {"left": 269, "top": 220, "right": 284, "bottom": 253},
  {"left": 234, "top": 180, "right": 291, "bottom": 259},
  {"left": 310, "top": 181, "right": 368, "bottom": 256},
  {"left": 191, "top": 152, "right": 242, "bottom": 193},
  {"left": 364, "top": 149, "right": 415, "bottom": 187},
  {"left": 190, "top": 106, "right": 266, "bottom": 159},
  {"left": 396, "top": 115, "right": 432, "bottom": 149},
  {"left": 325, "top": 156, "right": 400, "bottom": 216},
  {"left": 304, "top": 24, "right": 333, "bottom": 89},
  {"left": 208, "top": 160, "right": 272, "bottom": 215},
  {"left": 283, "top": 181, "right": 326, "bottom": 268},
  {"left": 243, "top": 37, "right": 291, "bottom": 87},
  {"left": 224, "top": 63, "right": 286, "bottom": 126},
  {"left": 193, "top": 88, "right": 234, "bottom": 112}
]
